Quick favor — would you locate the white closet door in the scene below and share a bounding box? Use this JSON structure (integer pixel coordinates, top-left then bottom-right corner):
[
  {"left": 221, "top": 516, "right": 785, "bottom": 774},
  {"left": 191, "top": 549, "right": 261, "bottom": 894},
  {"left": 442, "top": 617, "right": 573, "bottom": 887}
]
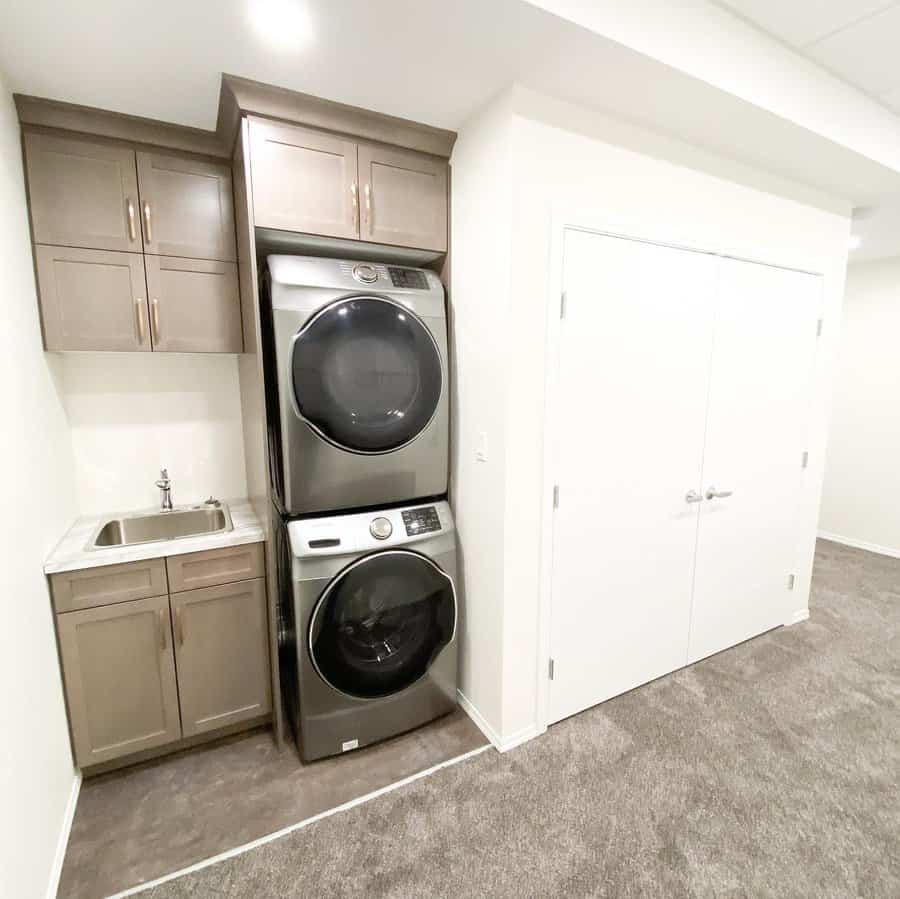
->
[
  {"left": 548, "top": 231, "right": 717, "bottom": 725},
  {"left": 688, "top": 259, "right": 821, "bottom": 663}
]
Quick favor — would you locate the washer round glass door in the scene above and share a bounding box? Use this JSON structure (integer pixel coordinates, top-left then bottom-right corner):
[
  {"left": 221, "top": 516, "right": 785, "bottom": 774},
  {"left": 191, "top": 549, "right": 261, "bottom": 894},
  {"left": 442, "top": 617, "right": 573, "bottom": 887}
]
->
[
  {"left": 309, "top": 550, "right": 456, "bottom": 699},
  {"left": 291, "top": 296, "right": 443, "bottom": 454}
]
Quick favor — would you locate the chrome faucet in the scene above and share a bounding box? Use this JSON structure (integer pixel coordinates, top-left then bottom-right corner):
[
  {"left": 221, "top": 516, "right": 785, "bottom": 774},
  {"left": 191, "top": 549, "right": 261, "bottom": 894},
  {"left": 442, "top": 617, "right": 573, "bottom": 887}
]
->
[{"left": 155, "top": 468, "right": 173, "bottom": 512}]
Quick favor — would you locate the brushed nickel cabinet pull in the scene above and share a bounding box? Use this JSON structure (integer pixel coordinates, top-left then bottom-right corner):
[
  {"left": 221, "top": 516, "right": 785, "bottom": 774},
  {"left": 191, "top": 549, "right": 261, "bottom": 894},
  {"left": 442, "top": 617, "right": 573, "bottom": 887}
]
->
[
  {"left": 364, "top": 182, "right": 372, "bottom": 232},
  {"left": 135, "top": 298, "right": 145, "bottom": 344},
  {"left": 351, "top": 182, "right": 359, "bottom": 231},
  {"left": 151, "top": 297, "right": 161, "bottom": 338},
  {"left": 175, "top": 607, "right": 184, "bottom": 646},
  {"left": 158, "top": 609, "right": 167, "bottom": 651},
  {"left": 143, "top": 200, "right": 153, "bottom": 243},
  {"left": 127, "top": 199, "right": 137, "bottom": 241}
]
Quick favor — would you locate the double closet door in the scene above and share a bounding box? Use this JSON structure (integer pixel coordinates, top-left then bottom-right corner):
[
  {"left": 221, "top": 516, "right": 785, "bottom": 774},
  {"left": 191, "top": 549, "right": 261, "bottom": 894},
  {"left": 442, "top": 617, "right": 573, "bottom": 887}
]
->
[{"left": 548, "top": 230, "right": 820, "bottom": 725}]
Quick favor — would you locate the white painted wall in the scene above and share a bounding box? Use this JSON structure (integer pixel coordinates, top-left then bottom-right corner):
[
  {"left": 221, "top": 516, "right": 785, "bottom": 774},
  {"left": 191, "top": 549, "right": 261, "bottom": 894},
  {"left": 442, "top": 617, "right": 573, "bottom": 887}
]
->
[
  {"left": 819, "top": 258, "right": 900, "bottom": 556},
  {"left": 60, "top": 353, "right": 247, "bottom": 515},
  {"left": 449, "top": 91, "right": 514, "bottom": 743},
  {"left": 452, "top": 85, "right": 850, "bottom": 747},
  {"left": 0, "top": 71, "right": 80, "bottom": 899}
]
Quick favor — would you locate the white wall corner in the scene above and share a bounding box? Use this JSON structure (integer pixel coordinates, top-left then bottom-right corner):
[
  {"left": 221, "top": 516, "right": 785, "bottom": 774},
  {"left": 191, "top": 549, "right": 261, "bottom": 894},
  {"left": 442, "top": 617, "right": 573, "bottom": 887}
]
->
[
  {"left": 457, "top": 689, "right": 503, "bottom": 751},
  {"left": 46, "top": 770, "right": 81, "bottom": 899}
]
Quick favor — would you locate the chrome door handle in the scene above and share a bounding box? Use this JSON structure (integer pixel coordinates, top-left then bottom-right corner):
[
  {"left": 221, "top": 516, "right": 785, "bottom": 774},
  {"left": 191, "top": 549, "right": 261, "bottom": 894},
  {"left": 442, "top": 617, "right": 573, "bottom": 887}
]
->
[
  {"left": 685, "top": 490, "right": 703, "bottom": 504},
  {"left": 705, "top": 486, "right": 734, "bottom": 500},
  {"left": 143, "top": 200, "right": 153, "bottom": 243},
  {"left": 126, "top": 198, "right": 137, "bottom": 241}
]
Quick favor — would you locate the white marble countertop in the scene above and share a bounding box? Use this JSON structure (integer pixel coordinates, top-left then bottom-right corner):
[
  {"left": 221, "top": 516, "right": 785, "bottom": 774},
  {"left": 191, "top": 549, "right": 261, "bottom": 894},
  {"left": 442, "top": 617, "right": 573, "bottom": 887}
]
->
[{"left": 44, "top": 499, "right": 265, "bottom": 574}]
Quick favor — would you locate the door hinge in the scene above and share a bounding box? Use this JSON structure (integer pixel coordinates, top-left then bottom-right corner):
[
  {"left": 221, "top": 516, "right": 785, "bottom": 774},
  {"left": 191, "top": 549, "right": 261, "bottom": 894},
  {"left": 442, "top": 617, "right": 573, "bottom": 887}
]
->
[
  {"left": 548, "top": 658, "right": 555, "bottom": 680},
  {"left": 801, "top": 451, "right": 809, "bottom": 469},
  {"left": 553, "top": 485, "right": 560, "bottom": 508},
  {"left": 560, "top": 291, "right": 567, "bottom": 319},
  {"left": 787, "top": 573, "right": 796, "bottom": 590},
  {"left": 816, "top": 318, "right": 823, "bottom": 337}
]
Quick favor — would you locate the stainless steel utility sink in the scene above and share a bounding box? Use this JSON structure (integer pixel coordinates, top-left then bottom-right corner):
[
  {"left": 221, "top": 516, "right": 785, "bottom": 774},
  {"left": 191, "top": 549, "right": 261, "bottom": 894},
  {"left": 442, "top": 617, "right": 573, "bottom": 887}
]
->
[{"left": 89, "top": 504, "right": 233, "bottom": 549}]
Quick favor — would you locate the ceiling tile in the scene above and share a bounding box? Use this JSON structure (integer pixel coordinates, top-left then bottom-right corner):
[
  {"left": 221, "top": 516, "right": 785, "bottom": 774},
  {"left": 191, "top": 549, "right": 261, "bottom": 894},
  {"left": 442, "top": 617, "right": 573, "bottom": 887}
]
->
[
  {"left": 717, "top": 0, "right": 890, "bottom": 48},
  {"left": 806, "top": 3, "right": 900, "bottom": 95}
]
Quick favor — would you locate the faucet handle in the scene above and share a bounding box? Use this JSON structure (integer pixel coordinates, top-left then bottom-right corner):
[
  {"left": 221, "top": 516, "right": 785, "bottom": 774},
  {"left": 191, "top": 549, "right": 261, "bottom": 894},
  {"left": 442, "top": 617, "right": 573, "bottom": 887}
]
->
[{"left": 159, "top": 468, "right": 169, "bottom": 481}]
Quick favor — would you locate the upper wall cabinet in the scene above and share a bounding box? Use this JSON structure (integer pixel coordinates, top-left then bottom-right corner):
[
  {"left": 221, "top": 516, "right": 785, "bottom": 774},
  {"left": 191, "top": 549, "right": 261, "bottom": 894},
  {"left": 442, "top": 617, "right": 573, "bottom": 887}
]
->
[
  {"left": 24, "top": 132, "right": 142, "bottom": 253},
  {"left": 358, "top": 144, "right": 447, "bottom": 253},
  {"left": 23, "top": 129, "right": 242, "bottom": 353},
  {"left": 136, "top": 152, "right": 236, "bottom": 261},
  {"left": 248, "top": 119, "right": 448, "bottom": 253},
  {"left": 249, "top": 121, "right": 359, "bottom": 239}
]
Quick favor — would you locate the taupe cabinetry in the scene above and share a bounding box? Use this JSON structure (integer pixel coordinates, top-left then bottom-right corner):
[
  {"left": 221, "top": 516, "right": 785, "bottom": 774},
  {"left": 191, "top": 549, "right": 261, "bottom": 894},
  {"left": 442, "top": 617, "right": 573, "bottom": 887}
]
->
[
  {"left": 171, "top": 579, "right": 271, "bottom": 737},
  {"left": 248, "top": 118, "right": 448, "bottom": 252},
  {"left": 24, "top": 132, "right": 142, "bottom": 253},
  {"left": 35, "top": 246, "right": 151, "bottom": 351},
  {"left": 358, "top": 144, "right": 447, "bottom": 252},
  {"left": 249, "top": 122, "right": 359, "bottom": 239},
  {"left": 56, "top": 595, "right": 181, "bottom": 767},
  {"left": 136, "top": 152, "right": 236, "bottom": 261},
  {"left": 144, "top": 256, "right": 242, "bottom": 353},
  {"left": 50, "top": 543, "right": 269, "bottom": 769},
  {"left": 24, "top": 129, "right": 242, "bottom": 353}
]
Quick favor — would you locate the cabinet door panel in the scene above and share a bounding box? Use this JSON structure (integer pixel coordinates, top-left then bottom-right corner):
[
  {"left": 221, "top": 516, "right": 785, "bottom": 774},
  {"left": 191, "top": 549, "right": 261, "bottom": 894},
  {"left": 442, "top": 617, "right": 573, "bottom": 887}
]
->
[
  {"left": 35, "top": 245, "right": 150, "bottom": 351},
  {"left": 171, "top": 578, "right": 271, "bottom": 737},
  {"left": 249, "top": 119, "right": 358, "bottom": 238},
  {"left": 688, "top": 262, "right": 821, "bottom": 663},
  {"left": 50, "top": 557, "right": 168, "bottom": 613},
  {"left": 57, "top": 595, "right": 181, "bottom": 767},
  {"left": 24, "top": 132, "right": 141, "bottom": 252},
  {"left": 136, "top": 152, "right": 236, "bottom": 261},
  {"left": 166, "top": 542, "right": 265, "bottom": 593},
  {"left": 358, "top": 144, "right": 447, "bottom": 252},
  {"left": 145, "top": 256, "right": 242, "bottom": 353}
]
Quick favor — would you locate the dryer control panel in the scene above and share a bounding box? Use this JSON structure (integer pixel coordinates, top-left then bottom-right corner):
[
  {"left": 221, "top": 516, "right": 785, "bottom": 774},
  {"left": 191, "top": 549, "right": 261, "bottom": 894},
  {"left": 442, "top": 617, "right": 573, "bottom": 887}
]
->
[{"left": 401, "top": 506, "right": 441, "bottom": 536}]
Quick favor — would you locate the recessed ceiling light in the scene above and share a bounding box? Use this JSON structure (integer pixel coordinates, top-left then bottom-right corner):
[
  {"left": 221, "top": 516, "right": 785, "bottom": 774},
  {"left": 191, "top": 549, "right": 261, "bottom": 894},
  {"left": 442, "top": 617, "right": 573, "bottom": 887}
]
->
[
  {"left": 249, "top": 1, "right": 312, "bottom": 47},
  {"left": 848, "top": 235, "right": 863, "bottom": 251}
]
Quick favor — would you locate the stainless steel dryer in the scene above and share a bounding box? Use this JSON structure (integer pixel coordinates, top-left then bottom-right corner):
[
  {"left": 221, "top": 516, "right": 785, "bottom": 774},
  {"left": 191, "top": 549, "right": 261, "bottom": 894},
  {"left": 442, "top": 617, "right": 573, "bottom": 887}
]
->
[
  {"left": 285, "top": 500, "right": 458, "bottom": 761},
  {"left": 266, "top": 254, "right": 449, "bottom": 516}
]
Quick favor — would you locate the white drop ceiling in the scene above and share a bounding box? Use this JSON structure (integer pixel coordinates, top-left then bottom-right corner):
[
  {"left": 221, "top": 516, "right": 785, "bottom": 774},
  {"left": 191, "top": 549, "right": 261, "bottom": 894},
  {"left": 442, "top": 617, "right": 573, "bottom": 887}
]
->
[{"left": 718, "top": 1, "right": 900, "bottom": 113}]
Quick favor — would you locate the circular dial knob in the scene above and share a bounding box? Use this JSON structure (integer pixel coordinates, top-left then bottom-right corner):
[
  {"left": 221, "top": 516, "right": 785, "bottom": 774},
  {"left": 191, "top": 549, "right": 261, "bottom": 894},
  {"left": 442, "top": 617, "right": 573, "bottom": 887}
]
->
[
  {"left": 369, "top": 517, "right": 393, "bottom": 540},
  {"left": 353, "top": 263, "right": 378, "bottom": 284}
]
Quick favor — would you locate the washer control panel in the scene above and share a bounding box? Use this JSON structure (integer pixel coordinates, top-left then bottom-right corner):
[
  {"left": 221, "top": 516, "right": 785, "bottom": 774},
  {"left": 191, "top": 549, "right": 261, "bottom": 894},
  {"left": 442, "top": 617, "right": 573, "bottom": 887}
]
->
[
  {"left": 369, "top": 516, "right": 393, "bottom": 540},
  {"left": 401, "top": 506, "right": 441, "bottom": 536},
  {"left": 352, "top": 263, "right": 379, "bottom": 284}
]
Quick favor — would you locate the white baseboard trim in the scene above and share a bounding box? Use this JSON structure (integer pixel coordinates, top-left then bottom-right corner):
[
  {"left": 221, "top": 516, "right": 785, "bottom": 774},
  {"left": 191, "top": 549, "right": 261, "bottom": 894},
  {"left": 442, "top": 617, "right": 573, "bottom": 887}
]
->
[
  {"left": 456, "top": 689, "right": 542, "bottom": 753},
  {"left": 47, "top": 769, "right": 81, "bottom": 899},
  {"left": 456, "top": 689, "right": 502, "bottom": 749},
  {"left": 818, "top": 530, "right": 900, "bottom": 560},
  {"left": 785, "top": 608, "right": 810, "bottom": 626},
  {"left": 108, "top": 742, "right": 490, "bottom": 898}
]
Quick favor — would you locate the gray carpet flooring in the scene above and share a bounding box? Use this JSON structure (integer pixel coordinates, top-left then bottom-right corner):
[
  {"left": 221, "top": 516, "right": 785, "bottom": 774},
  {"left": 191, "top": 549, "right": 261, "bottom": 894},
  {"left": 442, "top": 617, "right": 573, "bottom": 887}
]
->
[{"left": 146, "top": 539, "right": 899, "bottom": 898}]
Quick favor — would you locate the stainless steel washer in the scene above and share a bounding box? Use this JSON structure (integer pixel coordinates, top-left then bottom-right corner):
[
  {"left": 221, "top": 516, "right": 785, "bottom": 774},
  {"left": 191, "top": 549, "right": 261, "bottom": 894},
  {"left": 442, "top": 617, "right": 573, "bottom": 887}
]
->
[
  {"left": 285, "top": 500, "right": 458, "bottom": 761},
  {"left": 266, "top": 254, "right": 449, "bottom": 516}
]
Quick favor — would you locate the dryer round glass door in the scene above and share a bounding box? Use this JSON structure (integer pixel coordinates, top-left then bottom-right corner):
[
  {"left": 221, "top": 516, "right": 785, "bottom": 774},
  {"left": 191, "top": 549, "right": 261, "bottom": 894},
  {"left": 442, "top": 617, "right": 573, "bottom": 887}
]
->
[
  {"left": 308, "top": 550, "right": 456, "bottom": 699},
  {"left": 291, "top": 296, "right": 443, "bottom": 454}
]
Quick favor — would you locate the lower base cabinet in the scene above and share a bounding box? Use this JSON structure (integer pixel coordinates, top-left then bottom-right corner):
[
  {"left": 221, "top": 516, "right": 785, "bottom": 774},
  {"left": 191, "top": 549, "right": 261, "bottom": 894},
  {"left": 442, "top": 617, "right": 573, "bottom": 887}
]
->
[
  {"left": 52, "top": 543, "right": 269, "bottom": 769},
  {"left": 57, "top": 595, "right": 181, "bottom": 766},
  {"left": 171, "top": 579, "right": 271, "bottom": 737}
]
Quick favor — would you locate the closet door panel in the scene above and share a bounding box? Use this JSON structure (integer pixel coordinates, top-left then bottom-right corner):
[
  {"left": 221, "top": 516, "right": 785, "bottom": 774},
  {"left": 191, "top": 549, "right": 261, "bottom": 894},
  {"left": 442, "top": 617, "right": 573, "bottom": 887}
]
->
[
  {"left": 688, "top": 260, "right": 821, "bottom": 663},
  {"left": 548, "top": 230, "right": 717, "bottom": 725}
]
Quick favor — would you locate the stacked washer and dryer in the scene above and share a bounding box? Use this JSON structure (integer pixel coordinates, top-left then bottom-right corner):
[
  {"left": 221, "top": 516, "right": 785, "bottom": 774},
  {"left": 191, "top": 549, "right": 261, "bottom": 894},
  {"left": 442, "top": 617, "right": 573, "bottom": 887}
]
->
[{"left": 264, "top": 255, "right": 458, "bottom": 762}]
